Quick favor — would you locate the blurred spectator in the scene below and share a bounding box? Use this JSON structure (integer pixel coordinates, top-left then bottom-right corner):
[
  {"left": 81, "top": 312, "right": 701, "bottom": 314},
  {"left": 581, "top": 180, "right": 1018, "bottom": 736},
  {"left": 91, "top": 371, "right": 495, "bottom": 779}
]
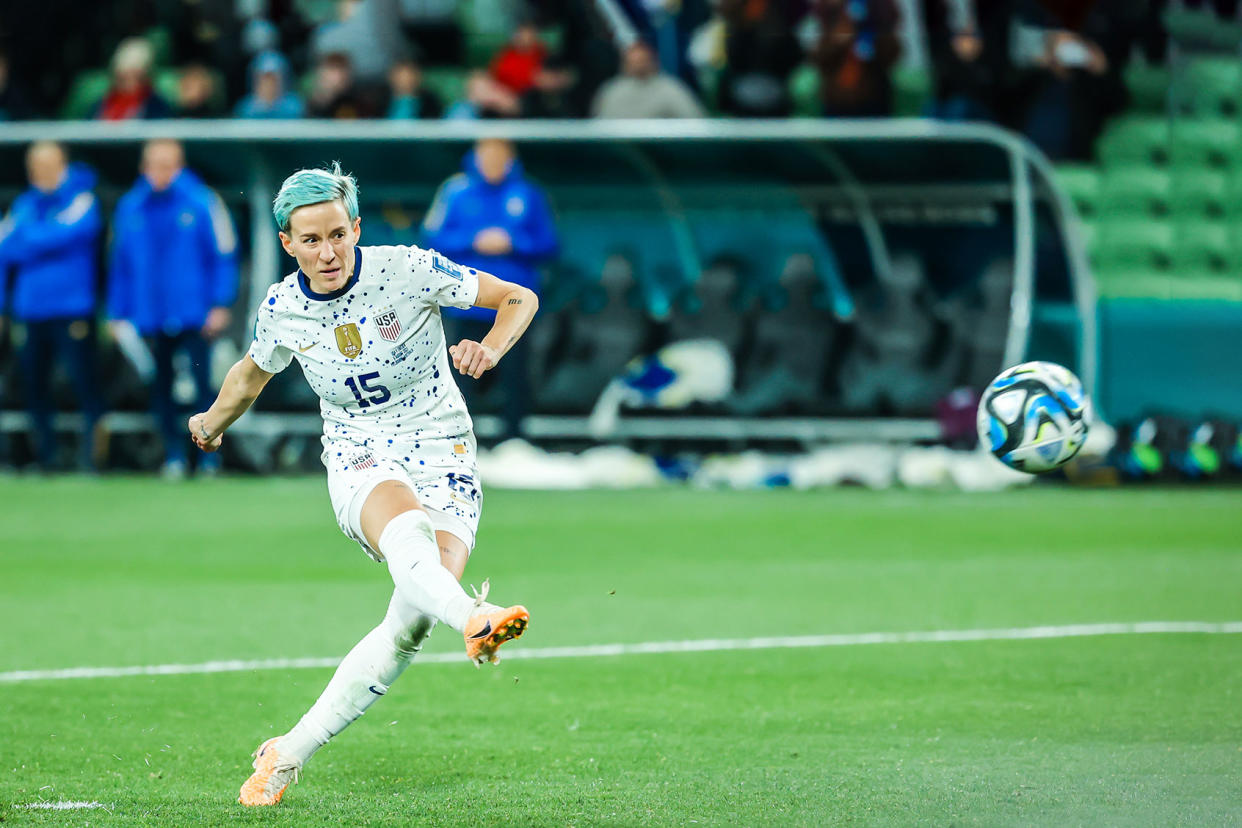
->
[
  {"left": 235, "top": 51, "right": 306, "bottom": 119},
  {"left": 0, "top": 49, "right": 36, "bottom": 121},
  {"left": 0, "top": 142, "right": 104, "bottom": 471},
  {"left": 923, "top": 0, "right": 1003, "bottom": 121},
  {"left": 310, "top": 0, "right": 408, "bottom": 83},
  {"left": 444, "top": 70, "right": 522, "bottom": 119},
  {"left": 422, "top": 139, "right": 559, "bottom": 439},
  {"left": 93, "top": 37, "right": 173, "bottom": 121},
  {"left": 176, "top": 64, "right": 225, "bottom": 118},
  {"left": 385, "top": 56, "right": 442, "bottom": 119},
  {"left": 491, "top": 22, "right": 548, "bottom": 97},
  {"left": 306, "top": 52, "right": 381, "bottom": 118},
  {"left": 592, "top": 41, "right": 706, "bottom": 118},
  {"left": 717, "top": 0, "right": 802, "bottom": 116},
  {"left": 810, "top": 0, "right": 902, "bottom": 117},
  {"left": 486, "top": 20, "right": 576, "bottom": 117},
  {"left": 1009, "top": 0, "right": 1140, "bottom": 161},
  {"left": 108, "top": 140, "right": 238, "bottom": 478}
]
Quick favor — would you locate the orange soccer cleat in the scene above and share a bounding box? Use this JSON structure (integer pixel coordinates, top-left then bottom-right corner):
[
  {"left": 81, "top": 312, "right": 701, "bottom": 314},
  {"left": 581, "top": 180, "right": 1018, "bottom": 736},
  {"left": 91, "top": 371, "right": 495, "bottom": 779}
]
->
[
  {"left": 463, "top": 580, "right": 529, "bottom": 666},
  {"left": 238, "top": 737, "right": 301, "bottom": 807}
]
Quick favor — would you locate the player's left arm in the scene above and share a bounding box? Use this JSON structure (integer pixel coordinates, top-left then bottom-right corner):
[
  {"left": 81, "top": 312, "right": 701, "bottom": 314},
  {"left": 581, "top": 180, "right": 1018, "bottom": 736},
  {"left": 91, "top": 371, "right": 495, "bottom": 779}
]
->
[{"left": 449, "top": 272, "right": 538, "bottom": 379}]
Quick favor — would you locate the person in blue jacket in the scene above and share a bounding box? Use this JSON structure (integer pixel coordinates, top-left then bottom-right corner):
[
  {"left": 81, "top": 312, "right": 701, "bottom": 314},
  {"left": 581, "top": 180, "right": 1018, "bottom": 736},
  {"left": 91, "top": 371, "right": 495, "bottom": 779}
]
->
[
  {"left": 422, "top": 139, "right": 558, "bottom": 439},
  {"left": 0, "top": 142, "right": 104, "bottom": 471},
  {"left": 108, "top": 139, "right": 239, "bottom": 478}
]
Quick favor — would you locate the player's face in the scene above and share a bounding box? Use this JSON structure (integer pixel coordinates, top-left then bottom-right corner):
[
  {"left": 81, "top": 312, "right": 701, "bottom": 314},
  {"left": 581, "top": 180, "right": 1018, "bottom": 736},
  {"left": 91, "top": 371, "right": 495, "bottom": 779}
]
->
[{"left": 280, "top": 200, "right": 361, "bottom": 294}]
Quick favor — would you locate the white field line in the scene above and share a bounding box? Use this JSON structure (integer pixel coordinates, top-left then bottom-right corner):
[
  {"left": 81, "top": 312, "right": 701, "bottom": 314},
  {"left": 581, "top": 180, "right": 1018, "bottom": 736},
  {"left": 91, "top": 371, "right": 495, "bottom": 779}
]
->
[
  {"left": 2, "top": 621, "right": 1240, "bottom": 685},
  {"left": 15, "top": 801, "right": 105, "bottom": 810}
]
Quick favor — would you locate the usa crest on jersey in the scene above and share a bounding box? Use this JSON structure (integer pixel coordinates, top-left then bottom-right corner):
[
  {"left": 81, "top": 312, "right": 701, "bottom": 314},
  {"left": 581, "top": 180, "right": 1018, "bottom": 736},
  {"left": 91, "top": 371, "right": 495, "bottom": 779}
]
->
[{"left": 374, "top": 308, "right": 402, "bottom": 342}]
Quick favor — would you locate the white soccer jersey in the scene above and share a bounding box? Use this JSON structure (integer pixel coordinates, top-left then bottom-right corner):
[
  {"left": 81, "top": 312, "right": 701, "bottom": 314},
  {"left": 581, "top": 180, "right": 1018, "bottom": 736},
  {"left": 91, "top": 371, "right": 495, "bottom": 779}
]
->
[{"left": 248, "top": 245, "right": 480, "bottom": 448}]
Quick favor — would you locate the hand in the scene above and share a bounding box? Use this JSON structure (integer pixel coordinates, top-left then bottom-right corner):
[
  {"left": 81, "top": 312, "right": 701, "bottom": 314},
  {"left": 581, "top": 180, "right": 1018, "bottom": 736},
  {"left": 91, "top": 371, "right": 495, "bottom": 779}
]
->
[
  {"left": 473, "top": 227, "right": 513, "bottom": 256},
  {"left": 188, "top": 413, "right": 223, "bottom": 453},
  {"left": 202, "top": 306, "right": 232, "bottom": 339},
  {"left": 448, "top": 339, "right": 499, "bottom": 379}
]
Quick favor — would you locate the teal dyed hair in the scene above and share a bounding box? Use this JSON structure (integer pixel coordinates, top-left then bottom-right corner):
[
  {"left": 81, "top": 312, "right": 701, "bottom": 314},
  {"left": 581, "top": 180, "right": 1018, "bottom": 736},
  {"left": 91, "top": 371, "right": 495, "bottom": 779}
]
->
[{"left": 272, "top": 162, "right": 359, "bottom": 232}]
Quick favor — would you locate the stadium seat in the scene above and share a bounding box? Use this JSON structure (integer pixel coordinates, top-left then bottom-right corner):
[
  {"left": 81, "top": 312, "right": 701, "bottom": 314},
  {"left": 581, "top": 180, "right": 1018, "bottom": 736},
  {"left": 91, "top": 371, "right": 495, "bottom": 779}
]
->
[
  {"left": 1097, "top": 117, "right": 1169, "bottom": 168},
  {"left": 1176, "top": 57, "right": 1242, "bottom": 118},
  {"left": 1092, "top": 266, "right": 1175, "bottom": 300},
  {"left": 1124, "top": 59, "right": 1170, "bottom": 114},
  {"left": 1094, "top": 219, "right": 1174, "bottom": 271},
  {"left": 892, "top": 65, "right": 932, "bottom": 117},
  {"left": 789, "top": 64, "right": 820, "bottom": 117},
  {"left": 555, "top": 210, "right": 684, "bottom": 318},
  {"left": 422, "top": 67, "right": 468, "bottom": 107},
  {"left": 1169, "top": 119, "right": 1240, "bottom": 170},
  {"left": 59, "top": 70, "right": 110, "bottom": 119},
  {"left": 684, "top": 206, "right": 855, "bottom": 320},
  {"left": 1097, "top": 167, "right": 1170, "bottom": 218},
  {"left": 1171, "top": 220, "right": 1236, "bottom": 273},
  {"left": 1170, "top": 170, "right": 1228, "bottom": 218},
  {"left": 1054, "top": 164, "right": 1100, "bottom": 220}
]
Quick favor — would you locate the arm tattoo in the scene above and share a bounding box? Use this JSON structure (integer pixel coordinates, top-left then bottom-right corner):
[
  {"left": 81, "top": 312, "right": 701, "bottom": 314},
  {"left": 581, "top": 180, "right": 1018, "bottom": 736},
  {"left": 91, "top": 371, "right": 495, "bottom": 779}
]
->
[{"left": 507, "top": 298, "right": 523, "bottom": 305}]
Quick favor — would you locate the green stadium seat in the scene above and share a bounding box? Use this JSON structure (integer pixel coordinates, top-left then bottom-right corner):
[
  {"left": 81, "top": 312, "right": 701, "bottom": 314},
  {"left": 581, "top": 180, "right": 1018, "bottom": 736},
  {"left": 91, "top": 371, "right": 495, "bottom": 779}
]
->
[
  {"left": 422, "top": 67, "right": 468, "bottom": 106},
  {"left": 1092, "top": 266, "right": 1176, "bottom": 300},
  {"left": 1094, "top": 266, "right": 1242, "bottom": 301},
  {"left": 1171, "top": 220, "right": 1236, "bottom": 273},
  {"left": 144, "top": 26, "right": 173, "bottom": 67},
  {"left": 1097, "top": 116, "right": 1169, "bottom": 168},
  {"left": 1170, "top": 169, "right": 1228, "bottom": 218},
  {"left": 1094, "top": 218, "right": 1174, "bottom": 271},
  {"left": 1097, "top": 167, "right": 1170, "bottom": 218},
  {"left": 1164, "top": 272, "right": 1242, "bottom": 301},
  {"left": 1170, "top": 118, "right": 1241, "bottom": 170},
  {"left": 153, "top": 68, "right": 181, "bottom": 106},
  {"left": 1177, "top": 57, "right": 1242, "bottom": 119},
  {"left": 1163, "top": 6, "right": 1242, "bottom": 51},
  {"left": 59, "top": 70, "right": 110, "bottom": 119},
  {"left": 789, "top": 64, "right": 820, "bottom": 117},
  {"left": 892, "top": 65, "right": 932, "bottom": 117},
  {"left": 1054, "top": 164, "right": 1100, "bottom": 219},
  {"left": 1124, "top": 59, "right": 1170, "bottom": 114}
]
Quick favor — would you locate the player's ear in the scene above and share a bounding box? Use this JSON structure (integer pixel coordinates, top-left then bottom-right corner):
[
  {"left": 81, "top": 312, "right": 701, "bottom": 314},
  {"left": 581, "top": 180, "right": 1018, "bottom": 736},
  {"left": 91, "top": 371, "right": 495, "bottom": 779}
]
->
[
  {"left": 278, "top": 231, "right": 295, "bottom": 257},
  {"left": 351, "top": 215, "right": 361, "bottom": 243}
]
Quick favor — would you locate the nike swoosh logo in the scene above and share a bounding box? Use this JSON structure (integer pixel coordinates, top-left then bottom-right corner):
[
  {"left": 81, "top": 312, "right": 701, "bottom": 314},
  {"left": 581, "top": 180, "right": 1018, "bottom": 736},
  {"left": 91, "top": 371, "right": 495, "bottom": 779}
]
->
[
  {"left": 298, "top": 342, "right": 316, "bottom": 353},
  {"left": 468, "top": 620, "right": 493, "bottom": 640},
  {"left": 368, "top": 685, "right": 386, "bottom": 696}
]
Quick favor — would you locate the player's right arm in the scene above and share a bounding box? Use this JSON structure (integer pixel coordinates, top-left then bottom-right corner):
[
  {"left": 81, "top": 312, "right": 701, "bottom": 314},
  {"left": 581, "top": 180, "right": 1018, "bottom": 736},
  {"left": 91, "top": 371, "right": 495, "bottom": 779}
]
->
[{"left": 187, "top": 355, "right": 274, "bottom": 453}]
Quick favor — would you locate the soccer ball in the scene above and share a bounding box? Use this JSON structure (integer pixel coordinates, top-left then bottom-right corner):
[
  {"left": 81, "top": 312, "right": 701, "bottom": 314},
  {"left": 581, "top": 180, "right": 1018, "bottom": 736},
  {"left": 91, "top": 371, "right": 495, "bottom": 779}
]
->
[{"left": 977, "top": 361, "right": 1091, "bottom": 473}]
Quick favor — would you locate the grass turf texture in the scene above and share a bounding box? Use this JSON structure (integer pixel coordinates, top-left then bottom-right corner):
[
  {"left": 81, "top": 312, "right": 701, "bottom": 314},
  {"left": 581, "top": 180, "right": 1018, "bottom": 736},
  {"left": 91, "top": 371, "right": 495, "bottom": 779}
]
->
[{"left": 0, "top": 479, "right": 1239, "bottom": 826}]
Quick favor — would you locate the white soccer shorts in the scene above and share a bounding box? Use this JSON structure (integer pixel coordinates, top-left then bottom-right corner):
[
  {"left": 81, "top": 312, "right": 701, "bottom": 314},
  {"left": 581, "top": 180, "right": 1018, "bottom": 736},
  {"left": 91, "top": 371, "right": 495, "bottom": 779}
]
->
[{"left": 323, "top": 436, "right": 482, "bottom": 561}]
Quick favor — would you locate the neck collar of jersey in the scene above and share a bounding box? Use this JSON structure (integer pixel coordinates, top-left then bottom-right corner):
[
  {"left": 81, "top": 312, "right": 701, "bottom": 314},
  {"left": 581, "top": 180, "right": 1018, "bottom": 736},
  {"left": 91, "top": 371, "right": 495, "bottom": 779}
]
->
[{"left": 298, "top": 247, "right": 361, "bottom": 301}]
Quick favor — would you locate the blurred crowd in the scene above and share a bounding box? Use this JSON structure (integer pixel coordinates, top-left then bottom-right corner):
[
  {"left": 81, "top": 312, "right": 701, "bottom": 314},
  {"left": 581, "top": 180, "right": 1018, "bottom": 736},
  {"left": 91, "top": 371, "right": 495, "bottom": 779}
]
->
[{"left": 0, "top": 0, "right": 1193, "bottom": 159}]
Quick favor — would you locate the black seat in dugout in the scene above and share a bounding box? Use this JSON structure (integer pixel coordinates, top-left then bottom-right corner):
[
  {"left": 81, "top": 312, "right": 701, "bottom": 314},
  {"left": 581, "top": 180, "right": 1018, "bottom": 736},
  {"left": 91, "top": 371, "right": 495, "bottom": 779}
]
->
[
  {"left": 728, "top": 267, "right": 840, "bottom": 416},
  {"left": 681, "top": 205, "right": 855, "bottom": 323},
  {"left": 534, "top": 266, "right": 660, "bottom": 415},
  {"left": 837, "top": 254, "right": 954, "bottom": 415}
]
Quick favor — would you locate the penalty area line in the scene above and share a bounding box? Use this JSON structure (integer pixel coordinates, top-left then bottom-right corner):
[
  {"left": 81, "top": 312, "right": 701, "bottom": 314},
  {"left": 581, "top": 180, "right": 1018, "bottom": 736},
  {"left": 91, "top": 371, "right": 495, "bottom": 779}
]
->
[{"left": 2, "top": 621, "right": 1240, "bottom": 684}]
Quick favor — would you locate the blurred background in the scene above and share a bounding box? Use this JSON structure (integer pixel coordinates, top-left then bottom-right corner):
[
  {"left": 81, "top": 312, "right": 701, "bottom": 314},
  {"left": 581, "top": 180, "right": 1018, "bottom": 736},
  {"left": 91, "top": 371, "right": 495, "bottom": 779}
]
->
[{"left": 0, "top": 0, "right": 1240, "bottom": 490}]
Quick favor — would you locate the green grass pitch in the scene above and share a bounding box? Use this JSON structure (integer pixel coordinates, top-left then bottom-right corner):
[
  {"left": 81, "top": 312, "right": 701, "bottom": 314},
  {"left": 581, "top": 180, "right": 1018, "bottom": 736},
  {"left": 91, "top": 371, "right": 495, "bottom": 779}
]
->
[{"left": 1, "top": 478, "right": 1240, "bottom": 826}]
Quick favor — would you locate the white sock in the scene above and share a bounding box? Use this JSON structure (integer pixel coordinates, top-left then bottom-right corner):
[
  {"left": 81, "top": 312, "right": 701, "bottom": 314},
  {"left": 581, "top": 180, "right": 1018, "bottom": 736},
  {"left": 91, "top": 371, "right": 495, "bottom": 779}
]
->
[
  {"left": 377, "top": 510, "right": 477, "bottom": 633},
  {"left": 279, "top": 601, "right": 435, "bottom": 765}
]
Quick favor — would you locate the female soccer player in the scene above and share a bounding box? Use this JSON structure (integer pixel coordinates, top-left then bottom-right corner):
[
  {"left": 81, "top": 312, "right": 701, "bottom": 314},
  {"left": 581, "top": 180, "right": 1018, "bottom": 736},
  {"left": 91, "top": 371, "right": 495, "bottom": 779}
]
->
[{"left": 186, "top": 163, "right": 537, "bottom": 807}]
